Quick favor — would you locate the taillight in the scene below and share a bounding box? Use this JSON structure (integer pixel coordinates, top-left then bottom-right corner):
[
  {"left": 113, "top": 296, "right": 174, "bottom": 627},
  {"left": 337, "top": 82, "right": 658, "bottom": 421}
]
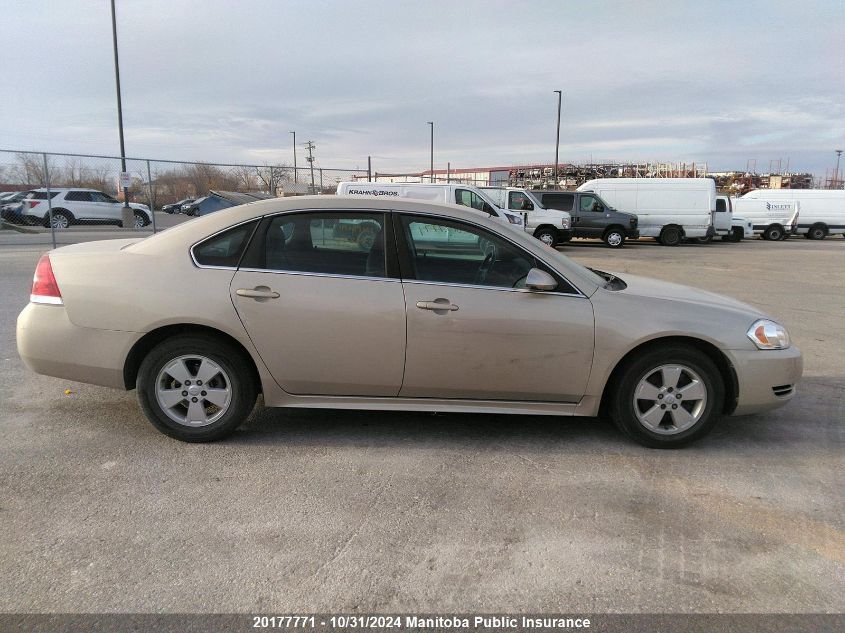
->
[
  {"left": 31, "top": 255, "right": 63, "bottom": 305},
  {"left": 29, "top": 200, "right": 41, "bottom": 209}
]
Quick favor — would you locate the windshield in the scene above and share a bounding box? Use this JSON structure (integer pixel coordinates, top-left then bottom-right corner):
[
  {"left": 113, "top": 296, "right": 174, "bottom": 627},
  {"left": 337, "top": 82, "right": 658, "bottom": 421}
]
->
[{"left": 523, "top": 190, "right": 545, "bottom": 209}]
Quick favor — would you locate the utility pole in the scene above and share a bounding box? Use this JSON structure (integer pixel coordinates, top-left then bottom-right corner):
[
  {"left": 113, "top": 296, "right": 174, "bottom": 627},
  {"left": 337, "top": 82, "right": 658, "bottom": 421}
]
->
[
  {"left": 835, "top": 150, "right": 843, "bottom": 189},
  {"left": 291, "top": 131, "right": 297, "bottom": 184},
  {"left": 553, "top": 90, "right": 562, "bottom": 189},
  {"left": 110, "top": 0, "right": 132, "bottom": 227},
  {"left": 305, "top": 141, "right": 316, "bottom": 194},
  {"left": 427, "top": 121, "right": 434, "bottom": 182}
]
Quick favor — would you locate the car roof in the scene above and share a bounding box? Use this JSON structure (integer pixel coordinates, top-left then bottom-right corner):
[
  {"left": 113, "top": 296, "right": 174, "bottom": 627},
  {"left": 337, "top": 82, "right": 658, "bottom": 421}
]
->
[{"left": 128, "top": 195, "right": 602, "bottom": 295}]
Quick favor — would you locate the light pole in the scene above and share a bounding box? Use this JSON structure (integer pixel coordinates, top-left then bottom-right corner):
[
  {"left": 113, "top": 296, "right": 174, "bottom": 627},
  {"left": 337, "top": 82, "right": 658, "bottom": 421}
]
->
[
  {"left": 291, "top": 131, "right": 297, "bottom": 184},
  {"left": 110, "top": 0, "right": 132, "bottom": 227},
  {"left": 835, "top": 149, "right": 843, "bottom": 189},
  {"left": 427, "top": 121, "right": 434, "bottom": 182},
  {"left": 553, "top": 90, "right": 562, "bottom": 189}
]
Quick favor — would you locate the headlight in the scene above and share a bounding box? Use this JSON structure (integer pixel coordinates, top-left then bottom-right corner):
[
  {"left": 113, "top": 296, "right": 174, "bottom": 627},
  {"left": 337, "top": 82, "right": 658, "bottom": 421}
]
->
[
  {"left": 747, "top": 319, "right": 790, "bottom": 350},
  {"left": 506, "top": 213, "right": 522, "bottom": 225}
]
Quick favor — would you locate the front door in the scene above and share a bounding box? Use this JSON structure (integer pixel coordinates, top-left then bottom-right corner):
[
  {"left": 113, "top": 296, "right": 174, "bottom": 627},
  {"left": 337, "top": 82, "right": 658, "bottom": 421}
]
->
[
  {"left": 396, "top": 214, "right": 594, "bottom": 402},
  {"left": 576, "top": 194, "right": 607, "bottom": 237},
  {"left": 230, "top": 211, "right": 406, "bottom": 396}
]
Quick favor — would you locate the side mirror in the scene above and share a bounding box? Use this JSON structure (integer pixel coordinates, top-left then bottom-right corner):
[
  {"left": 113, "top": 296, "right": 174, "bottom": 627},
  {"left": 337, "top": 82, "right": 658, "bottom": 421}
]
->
[{"left": 525, "top": 268, "right": 558, "bottom": 291}]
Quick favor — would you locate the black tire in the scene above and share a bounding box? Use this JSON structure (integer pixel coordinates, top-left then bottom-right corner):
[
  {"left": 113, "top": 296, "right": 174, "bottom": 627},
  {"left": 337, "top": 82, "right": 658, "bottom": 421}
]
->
[
  {"left": 602, "top": 227, "right": 625, "bottom": 248},
  {"left": 610, "top": 345, "right": 724, "bottom": 448},
  {"left": 694, "top": 235, "right": 713, "bottom": 244},
  {"left": 133, "top": 210, "right": 150, "bottom": 228},
  {"left": 763, "top": 225, "right": 784, "bottom": 241},
  {"left": 807, "top": 224, "right": 827, "bottom": 240},
  {"left": 533, "top": 226, "right": 559, "bottom": 247},
  {"left": 659, "top": 226, "right": 682, "bottom": 246},
  {"left": 45, "top": 209, "right": 72, "bottom": 229},
  {"left": 136, "top": 335, "right": 258, "bottom": 442},
  {"left": 726, "top": 227, "right": 744, "bottom": 242}
]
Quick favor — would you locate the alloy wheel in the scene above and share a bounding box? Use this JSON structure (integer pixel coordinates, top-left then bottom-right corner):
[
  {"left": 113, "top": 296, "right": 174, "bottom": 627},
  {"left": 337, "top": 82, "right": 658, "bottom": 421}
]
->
[
  {"left": 155, "top": 355, "right": 232, "bottom": 427},
  {"left": 632, "top": 364, "right": 707, "bottom": 434}
]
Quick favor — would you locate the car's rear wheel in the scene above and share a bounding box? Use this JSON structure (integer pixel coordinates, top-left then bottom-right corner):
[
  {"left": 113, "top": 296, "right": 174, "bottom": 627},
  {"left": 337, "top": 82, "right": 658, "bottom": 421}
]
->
[
  {"left": 610, "top": 346, "right": 724, "bottom": 448},
  {"left": 137, "top": 335, "right": 258, "bottom": 442},
  {"left": 808, "top": 224, "right": 827, "bottom": 240},
  {"left": 45, "top": 209, "right": 72, "bottom": 229}
]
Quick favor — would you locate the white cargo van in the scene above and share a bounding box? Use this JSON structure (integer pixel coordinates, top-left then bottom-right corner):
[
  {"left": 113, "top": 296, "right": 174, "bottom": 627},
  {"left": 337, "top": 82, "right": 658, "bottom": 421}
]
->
[
  {"left": 731, "top": 197, "right": 799, "bottom": 240},
  {"left": 478, "top": 187, "right": 572, "bottom": 247},
  {"left": 739, "top": 189, "right": 843, "bottom": 240},
  {"left": 335, "top": 182, "right": 524, "bottom": 230},
  {"left": 577, "top": 178, "right": 715, "bottom": 245}
]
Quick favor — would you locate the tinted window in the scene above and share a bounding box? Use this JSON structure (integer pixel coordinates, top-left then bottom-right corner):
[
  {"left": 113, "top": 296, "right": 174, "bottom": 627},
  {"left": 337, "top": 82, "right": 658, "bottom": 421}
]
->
[
  {"left": 91, "top": 192, "right": 118, "bottom": 203},
  {"left": 541, "top": 193, "right": 574, "bottom": 211},
  {"left": 716, "top": 198, "right": 727, "bottom": 212},
  {"left": 64, "top": 191, "right": 92, "bottom": 202},
  {"left": 193, "top": 221, "right": 258, "bottom": 267},
  {"left": 263, "top": 212, "right": 386, "bottom": 277},
  {"left": 401, "top": 216, "right": 536, "bottom": 289},
  {"left": 27, "top": 191, "right": 60, "bottom": 200}
]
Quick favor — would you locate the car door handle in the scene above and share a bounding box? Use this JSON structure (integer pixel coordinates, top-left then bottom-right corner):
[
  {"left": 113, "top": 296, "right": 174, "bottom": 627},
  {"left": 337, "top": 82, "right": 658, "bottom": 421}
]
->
[
  {"left": 236, "top": 287, "right": 280, "bottom": 299},
  {"left": 416, "top": 299, "right": 459, "bottom": 312}
]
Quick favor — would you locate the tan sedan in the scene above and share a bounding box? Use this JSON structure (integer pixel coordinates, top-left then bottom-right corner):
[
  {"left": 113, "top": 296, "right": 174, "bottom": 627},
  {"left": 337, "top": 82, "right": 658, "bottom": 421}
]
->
[{"left": 16, "top": 197, "right": 802, "bottom": 447}]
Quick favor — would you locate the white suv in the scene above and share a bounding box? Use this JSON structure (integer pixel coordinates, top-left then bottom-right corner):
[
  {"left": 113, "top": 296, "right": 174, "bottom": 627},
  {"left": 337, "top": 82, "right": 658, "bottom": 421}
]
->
[{"left": 20, "top": 188, "right": 152, "bottom": 229}]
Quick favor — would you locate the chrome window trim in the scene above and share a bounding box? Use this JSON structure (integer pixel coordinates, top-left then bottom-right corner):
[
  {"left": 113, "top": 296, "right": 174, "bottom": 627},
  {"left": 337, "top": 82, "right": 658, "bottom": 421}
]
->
[
  {"left": 237, "top": 267, "right": 400, "bottom": 283},
  {"left": 401, "top": 278, "right": 587, "bottom": 298},
  {"left": 397, "top": 209, "right": 588, "bottom": 298}
]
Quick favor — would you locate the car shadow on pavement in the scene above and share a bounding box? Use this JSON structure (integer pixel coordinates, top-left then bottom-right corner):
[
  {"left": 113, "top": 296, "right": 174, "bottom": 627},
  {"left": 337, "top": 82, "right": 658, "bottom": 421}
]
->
[{"left": 219, "top": 383, "right": 837, "bottom": 453}]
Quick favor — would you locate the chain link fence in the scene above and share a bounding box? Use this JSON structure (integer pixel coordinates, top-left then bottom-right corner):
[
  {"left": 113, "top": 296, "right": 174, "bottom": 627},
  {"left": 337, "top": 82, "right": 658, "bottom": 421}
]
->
[{"left": 0, "top": 149, "right": 368, "bottom": 247}]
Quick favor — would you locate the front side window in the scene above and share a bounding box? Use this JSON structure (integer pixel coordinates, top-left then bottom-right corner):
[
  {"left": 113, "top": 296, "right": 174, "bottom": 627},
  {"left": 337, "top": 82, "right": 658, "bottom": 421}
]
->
[
  {"left": 508, "top": 191, "right": 533, "bottom": 211},
  {"left": 92, "top": 192, "right": 119, "bottom": 203},
  {"left": 401, "top": 215, "right": 536, "bottom": 289},
  {"left": 263, "top": 212, "right": 386, "bottom": 278},
  {"left": 455, "top": 189, "right": 488, "bottom": 211},
  {"left": 193, "top": 221, "right": 258, "bottom": 267},
  {"left": 716, "top": 198, "right": 727, "bottom": 212},
  {"left": 580, "top": 195, "right": 602, "bottom": 213},
  {"left": 27, "top": 191, "right": 60, "bottom": 200}
]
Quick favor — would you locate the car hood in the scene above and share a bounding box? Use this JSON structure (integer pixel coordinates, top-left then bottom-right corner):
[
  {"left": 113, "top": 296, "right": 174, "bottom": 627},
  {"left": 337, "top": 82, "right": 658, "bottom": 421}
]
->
[{"left": 612, "top": 272, "right": 768, "bottom": 319}]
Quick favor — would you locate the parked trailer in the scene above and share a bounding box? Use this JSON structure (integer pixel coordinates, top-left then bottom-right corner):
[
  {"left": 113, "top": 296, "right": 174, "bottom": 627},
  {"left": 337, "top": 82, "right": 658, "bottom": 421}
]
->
[
  {"left": 739, "top": 189, "right": 844, "bottom": 239},
  {"left": 577, "top": 178, "right": 715, "bottom": 246},
  {"left": 731, "top": 197, "right": 799, "bottom": 241}
]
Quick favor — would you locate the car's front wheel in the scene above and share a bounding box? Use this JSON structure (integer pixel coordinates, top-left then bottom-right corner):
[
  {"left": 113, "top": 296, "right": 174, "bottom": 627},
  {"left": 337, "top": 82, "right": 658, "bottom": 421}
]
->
[
  {"left": 603, "top": 227, "right": 625, "bottom": 248},
  {"left": 137, "top": 335, "right": 258, "bottom": 442},
  {"left": 534, "top": 226, "right": 558, "bottom": 247},
  {"left": 610, "top": 345, "right": 724, "bottom": 448},
  {"left": 133, "top": 210, "right": 150, "bottom": 228}
]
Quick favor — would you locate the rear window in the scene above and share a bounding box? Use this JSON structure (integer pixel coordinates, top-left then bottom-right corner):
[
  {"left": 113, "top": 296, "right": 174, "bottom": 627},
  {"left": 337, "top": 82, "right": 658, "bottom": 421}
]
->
[{"left": 193, "top": 221, "right": 258, "bottom": 268}]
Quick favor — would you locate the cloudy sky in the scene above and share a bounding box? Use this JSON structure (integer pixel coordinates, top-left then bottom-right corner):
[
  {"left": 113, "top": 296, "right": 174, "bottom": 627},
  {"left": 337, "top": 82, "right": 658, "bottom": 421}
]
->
[{"left": 2, "top": 0, "right": 844, "bottom": 176}]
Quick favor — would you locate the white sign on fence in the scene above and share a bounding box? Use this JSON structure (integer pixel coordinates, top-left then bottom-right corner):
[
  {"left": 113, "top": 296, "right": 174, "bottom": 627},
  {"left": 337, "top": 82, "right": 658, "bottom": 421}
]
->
[{"left": 118, "top": 172, "right": 132, "bottom": 189}]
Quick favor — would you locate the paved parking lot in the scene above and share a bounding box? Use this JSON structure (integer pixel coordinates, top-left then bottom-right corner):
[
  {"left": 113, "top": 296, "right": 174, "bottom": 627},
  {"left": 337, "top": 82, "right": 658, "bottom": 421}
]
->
[{"left": 0, "top": 232, "right": 843, "bottom": 613}]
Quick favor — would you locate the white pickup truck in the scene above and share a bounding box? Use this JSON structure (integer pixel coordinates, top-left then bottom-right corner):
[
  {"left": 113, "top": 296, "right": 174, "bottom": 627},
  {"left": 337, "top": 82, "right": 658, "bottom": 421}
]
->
[
  {"left": 478, "top": 187, "right": 572, "bottom": 247},
  {"left": 710, "top": 195, "right": 753, "bottom": 242}
]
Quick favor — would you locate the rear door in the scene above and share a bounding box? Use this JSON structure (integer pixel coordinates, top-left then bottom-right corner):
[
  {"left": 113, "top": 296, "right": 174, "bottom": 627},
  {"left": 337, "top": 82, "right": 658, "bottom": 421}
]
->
[{"left": 229, "top": 210, "right": 406, "bottom": 396}]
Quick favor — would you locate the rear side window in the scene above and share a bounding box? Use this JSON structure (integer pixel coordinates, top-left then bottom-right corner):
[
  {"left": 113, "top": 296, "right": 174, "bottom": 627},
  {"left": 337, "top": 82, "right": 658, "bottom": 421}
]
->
[
  {"left": 193, "top": 221, "right": 258, "bottom": 268},
  {"left": 542, "top": 193, "right": 574, "bottom": 211},
  {"left": 64, "top": 191, "right": 92, "bottom": 202},
  {"left": 27, "top": 191, "right": 60, "bottom": 200}
]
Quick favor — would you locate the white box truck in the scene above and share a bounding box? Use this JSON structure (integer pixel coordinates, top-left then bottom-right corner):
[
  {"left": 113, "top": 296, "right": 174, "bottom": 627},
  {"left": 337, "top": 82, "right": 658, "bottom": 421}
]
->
[
  {"left": 739, "top": 189, "right": 844, "bottom": 240},
  {"left": 577, "top": 178, "right": 715, "bottom": 246},
  {"left": 335, "top": 182, "right": 524, "bottom": 231},
  {"left": 731, "top": 197, "right": 799, "bottom": 241},
  {"left": 478, "top": 187, "right": 572, "bottom": 247}
]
